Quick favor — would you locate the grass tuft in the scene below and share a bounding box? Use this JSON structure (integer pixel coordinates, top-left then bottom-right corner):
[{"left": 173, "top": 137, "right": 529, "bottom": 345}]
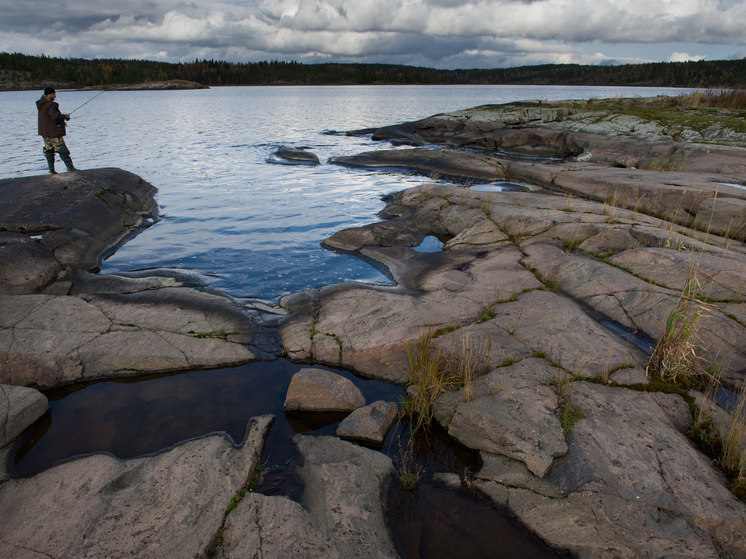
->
[
  {"left": 559, "top": 403, "right": 586, "bottom": 438},
  {"left": 646, "top": 264, "right": 712, "bottom": 386},
  {"left": 402, "top": 329, "right": 490, "bottom": 432},
  {"left": 722, "top": 386, "right": 746, "bottom": 477},
  {"left": 395, "top": 435, "right": 423, "bottom": 491}
]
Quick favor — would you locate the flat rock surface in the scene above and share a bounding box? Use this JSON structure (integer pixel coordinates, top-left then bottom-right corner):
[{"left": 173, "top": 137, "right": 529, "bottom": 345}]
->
[
  {"left": 281, "top": 150, "right": 746, "bottom": 555},
  {"left": 216, "top": 434, "right": 397, "bottom": 559},
  {"left": 0, "top": 289, "right": 267, "bottom": 388},
  {"left": 474, "top": 383, "right": 746, "bottom": 558},
  {"left": 0, "top": 415, "right": 274, "bottom": 559}
]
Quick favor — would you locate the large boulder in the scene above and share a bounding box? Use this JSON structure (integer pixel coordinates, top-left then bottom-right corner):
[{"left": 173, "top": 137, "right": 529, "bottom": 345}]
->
[{"left": 284, "top": 368, "right": 365, "bottom": 412}]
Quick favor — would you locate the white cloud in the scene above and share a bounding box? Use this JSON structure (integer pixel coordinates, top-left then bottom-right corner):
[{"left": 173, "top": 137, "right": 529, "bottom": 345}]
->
[{"left": 669, "top": 51, "right": 707, "bottom": 62}]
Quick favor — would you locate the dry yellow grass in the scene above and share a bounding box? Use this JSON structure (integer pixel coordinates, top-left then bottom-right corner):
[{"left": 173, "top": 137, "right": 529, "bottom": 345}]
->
[{"left": 402, "top": 329, "right": 490, "bottom": 432}]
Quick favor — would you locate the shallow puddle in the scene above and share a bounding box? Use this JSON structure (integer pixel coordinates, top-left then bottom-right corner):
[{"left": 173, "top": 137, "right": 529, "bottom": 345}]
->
[
  {"left": 413, "top": 236, "right": 445, "bottom": 252},
  {"left": 469, "top": 181, "right": 525, "bottom": 192}
]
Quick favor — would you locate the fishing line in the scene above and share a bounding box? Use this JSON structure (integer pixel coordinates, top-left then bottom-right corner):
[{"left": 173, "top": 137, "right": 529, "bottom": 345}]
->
[{"left": 69, "top": 89, "right": 107, "bottom": 115}]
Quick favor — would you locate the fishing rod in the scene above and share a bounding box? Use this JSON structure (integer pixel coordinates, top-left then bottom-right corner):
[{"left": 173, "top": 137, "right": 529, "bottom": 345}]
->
[{"left": 69, "top": 89, "right": 107, "bottom": 115}]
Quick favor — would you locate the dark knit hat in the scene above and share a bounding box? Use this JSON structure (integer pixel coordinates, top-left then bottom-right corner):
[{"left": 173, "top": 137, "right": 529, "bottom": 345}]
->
[{"left": 44, "top": 87, "right": 56, "bottom": 96}]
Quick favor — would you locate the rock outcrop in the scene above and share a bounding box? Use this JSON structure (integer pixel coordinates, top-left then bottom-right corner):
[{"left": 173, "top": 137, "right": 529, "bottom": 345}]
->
[
  {"left": 0, "top": 169, "right": 275, "bottom": 389},
  {"left": 279, "top": 177, "right": 746, "bottom": 555},
  {"left": 216, "top": 435, "right": 397, "bottom": 559},
  {"left": 0, "top": 384, "right": 49, "bottom": 481},
  {"left": 0, "top": 415, "right": 274, "bottom": 559},
  {"left": 336, "top": 101, "right": 746, "bottom": 240}
]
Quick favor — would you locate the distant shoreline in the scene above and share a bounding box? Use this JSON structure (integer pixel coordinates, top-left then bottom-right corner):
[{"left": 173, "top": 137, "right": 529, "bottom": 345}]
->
[{"left": 2, "top": 51, "right": 745, "bottom": 91}]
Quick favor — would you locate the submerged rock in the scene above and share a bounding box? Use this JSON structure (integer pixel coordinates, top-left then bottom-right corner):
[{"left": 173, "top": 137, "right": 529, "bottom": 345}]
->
[{"left": 275, "top": 146, "right": 320, "bottom": 164}]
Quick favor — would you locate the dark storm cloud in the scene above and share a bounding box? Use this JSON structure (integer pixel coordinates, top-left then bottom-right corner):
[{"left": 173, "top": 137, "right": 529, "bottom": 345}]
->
[{"left": 0, "top": 0, "right": 744, "bottom": 67}]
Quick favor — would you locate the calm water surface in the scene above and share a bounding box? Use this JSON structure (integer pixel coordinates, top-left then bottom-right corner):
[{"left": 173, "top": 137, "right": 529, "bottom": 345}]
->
[{"left": 1, "top": 85, "right": 688, "bottom": 300}]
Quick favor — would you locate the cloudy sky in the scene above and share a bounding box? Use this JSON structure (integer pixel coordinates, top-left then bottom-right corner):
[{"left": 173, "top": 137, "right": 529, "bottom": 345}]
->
[{"left": 1, "top": 0, "right": 745, "bottom": 68}]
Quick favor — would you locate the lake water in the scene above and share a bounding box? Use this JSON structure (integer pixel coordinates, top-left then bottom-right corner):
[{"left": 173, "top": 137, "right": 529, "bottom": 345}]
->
[{"left": 1, "top": 84, "right": 689, "bottom": 301}]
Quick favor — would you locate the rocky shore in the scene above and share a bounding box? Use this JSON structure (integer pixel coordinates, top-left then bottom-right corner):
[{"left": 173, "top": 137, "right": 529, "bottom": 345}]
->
[{"left": 2, "top": 99, "right": 746, "bottom": 558}]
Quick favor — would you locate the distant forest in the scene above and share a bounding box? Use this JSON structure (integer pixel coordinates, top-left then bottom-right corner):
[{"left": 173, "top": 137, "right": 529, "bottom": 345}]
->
[{"left": 1, "top": 51, "right": 745, "bottom": 89}]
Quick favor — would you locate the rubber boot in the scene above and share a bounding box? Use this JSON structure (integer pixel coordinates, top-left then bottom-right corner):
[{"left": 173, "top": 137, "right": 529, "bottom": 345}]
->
[
  {"left": 44, "top": 149, "right": 57, "bottom": 174},
  {"left": 58, "top": 145, "right": 77, "bottom": 172}
]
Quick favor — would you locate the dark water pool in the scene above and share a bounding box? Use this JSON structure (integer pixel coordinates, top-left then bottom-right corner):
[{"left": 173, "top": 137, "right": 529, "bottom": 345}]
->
[
  {"left": 13, "top": 360, "right": 404, "bottom": 476},
  {"left": 387, "top": 481, "right": 563, "bottom": 559}
]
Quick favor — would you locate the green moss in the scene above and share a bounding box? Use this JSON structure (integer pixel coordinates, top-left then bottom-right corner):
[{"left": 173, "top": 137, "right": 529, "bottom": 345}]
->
[
  {"left": 433, "top": 325, "right": 460, "bottom": 337},
  {"left": 548, "top": 99, "right": 746, "bottom": 136},
  {"left": 192, "top": 330, "right": 238, "bottom": 340},
  {"left": 476, "top": 308, "right": 495, "bottom": 323},
  {"left": 323, "top": 332, "right": 344, "bottom": 363},
  {"left": 730, "top": 479, "right": 746, "bottom": 503},
  {"left": 559, "top": 403, "right": 586, "bottom": 437}
]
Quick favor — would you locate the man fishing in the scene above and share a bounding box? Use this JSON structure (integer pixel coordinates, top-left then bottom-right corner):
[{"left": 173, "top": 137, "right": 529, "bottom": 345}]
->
[{"left": 37, "top": 87, "right": 77, "bottom": 174}]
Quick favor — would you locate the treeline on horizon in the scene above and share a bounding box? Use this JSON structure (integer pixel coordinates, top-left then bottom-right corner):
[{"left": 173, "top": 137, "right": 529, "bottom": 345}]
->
[{"left": 1, "top": 51, "right": 746, "bottom": 89}]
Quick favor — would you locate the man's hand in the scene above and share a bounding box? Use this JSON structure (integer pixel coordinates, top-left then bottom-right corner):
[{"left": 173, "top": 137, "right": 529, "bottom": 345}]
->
[{"left": 64, "top": 114, "right": 70, "bottom": 121}]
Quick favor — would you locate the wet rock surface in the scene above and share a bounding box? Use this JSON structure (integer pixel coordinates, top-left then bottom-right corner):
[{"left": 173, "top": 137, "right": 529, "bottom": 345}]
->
[{"left": 275, "top": 145, "right": 321, "bottom": 164}]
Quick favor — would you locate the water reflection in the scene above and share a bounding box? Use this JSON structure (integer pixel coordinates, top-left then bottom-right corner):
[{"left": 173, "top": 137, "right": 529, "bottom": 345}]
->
[{"left": 13, "top": 360, "right": 405, "bottom": 477}]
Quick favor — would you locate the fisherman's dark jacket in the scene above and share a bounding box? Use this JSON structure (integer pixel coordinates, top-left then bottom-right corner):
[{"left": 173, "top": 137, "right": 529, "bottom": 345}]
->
[{"left": 37, "top": 95, "right": 66, "bottom": 137}]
